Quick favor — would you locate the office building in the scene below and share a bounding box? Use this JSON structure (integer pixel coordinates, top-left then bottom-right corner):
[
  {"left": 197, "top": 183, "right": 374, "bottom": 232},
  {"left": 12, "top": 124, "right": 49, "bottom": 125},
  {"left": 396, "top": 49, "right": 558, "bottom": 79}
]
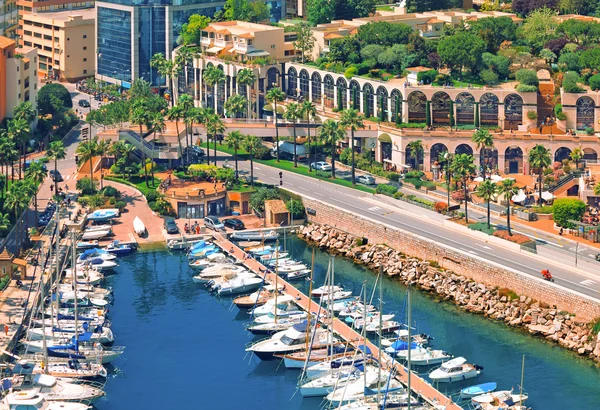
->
[
  {"left": 0, "top": 0, "right": 18, "bottom": 38},
  {"left": 0, "top": 35, "right": 38, "bottom": 122}
]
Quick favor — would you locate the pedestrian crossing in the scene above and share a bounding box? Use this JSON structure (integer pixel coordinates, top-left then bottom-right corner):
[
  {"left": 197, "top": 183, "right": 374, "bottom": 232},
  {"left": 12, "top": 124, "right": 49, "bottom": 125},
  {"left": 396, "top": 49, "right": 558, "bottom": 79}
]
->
[
  {"left": 368, "top": 206, "right": 381, "bottom": 212},
  {"left": 580, "top": 279, "right": 596, "bottom": 286}
]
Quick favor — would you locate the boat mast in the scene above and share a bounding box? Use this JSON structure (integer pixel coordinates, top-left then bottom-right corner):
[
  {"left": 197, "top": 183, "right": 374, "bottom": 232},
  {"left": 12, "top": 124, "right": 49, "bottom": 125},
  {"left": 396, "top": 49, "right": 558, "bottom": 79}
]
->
[
  {"left": 362, "top": 279, "right": 367, "bottom": 396},
  {"left": 48, "top": 226, "right": 55, "bottom": 330},
  {"left": 329, "top": 256, "right": 335, "bottom": 361},
  {"left": 274, "top": 239, "right": 278, "bottom": 324},
  {"left": 519, "top": 354, "right": 525, "bottom": 403},
  {"left": 377, "top": 267, "right": 383, "bottom": 404},
  {"left": 300, "top": 248, "right": 316, "bottom": 380},
  {"left": 71, "top": 230, "right": 79, "bottom": 349},
  {"left": 40, "top": 246, "right": 48, "bottom": 372},
  {"left": 407, "top": 285, "right": 412, "bottom": 410}
]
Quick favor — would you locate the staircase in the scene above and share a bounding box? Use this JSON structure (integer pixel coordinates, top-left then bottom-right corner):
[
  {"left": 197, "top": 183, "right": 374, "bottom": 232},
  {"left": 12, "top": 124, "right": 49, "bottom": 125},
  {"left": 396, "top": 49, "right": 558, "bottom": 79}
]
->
[
  {"left": 548, "top": 171, "right": 583, "bottom": 194},
  {"left": 537, "top": 83, "right": 555, "bottom": 127}
]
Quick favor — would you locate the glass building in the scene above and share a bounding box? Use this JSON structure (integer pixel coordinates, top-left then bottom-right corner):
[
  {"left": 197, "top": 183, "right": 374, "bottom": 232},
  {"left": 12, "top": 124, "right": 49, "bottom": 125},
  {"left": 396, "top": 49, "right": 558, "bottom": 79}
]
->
[{"left": 96, "top": 0, "right": 284, "bottom": 87}]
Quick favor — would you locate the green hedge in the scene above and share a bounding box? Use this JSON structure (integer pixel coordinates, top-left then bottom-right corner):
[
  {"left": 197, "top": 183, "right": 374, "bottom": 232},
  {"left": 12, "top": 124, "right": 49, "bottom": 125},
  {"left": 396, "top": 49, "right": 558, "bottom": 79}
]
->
[
  {"left": 376, "top": 184, "right": 399, "bottom": 196},
  {"left": 552, "top": 198, "right": 586, "bottom": 228},
  {"left": 469, "top": 222, "right": 496, "bottom": 235}
]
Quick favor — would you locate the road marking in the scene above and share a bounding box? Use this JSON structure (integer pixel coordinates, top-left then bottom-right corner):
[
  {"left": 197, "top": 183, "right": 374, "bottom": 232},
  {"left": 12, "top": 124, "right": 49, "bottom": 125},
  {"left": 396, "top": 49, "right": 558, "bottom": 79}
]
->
[
  {"left": 481, "top": 245, "right": 492, "bottom": 250},
  {"left": 580, "top": 279, "right": 596, "bottom": 286},
  {"left": 65, "top": 175, "right": 71, "bottom": 181},
  {"left": 468, "top": 251, "right": 478, "bottom": 255},
  {"left": 368, "top": 206, "right": 381, "bottom": 212}
]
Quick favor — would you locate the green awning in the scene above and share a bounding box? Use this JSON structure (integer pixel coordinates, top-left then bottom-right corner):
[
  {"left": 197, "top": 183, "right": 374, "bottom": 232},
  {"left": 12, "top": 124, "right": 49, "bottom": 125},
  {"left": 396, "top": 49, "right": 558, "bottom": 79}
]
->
[{"left": 378, "top": 133, "right": 392, "bottom": 143}]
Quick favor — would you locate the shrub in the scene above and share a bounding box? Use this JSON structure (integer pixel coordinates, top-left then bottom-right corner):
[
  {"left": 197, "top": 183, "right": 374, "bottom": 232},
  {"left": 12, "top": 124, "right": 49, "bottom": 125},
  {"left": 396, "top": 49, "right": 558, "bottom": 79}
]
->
[
  {"left": 589, "top": 74, "right": 600, "bottom": 91},
  {"left": 515, "top": 84, "right": 538, "bottom": 92},
  {"left": 397, "top": 122, "right": 427, "bottom": 129},
  {"left": 344, "top": 66, "right": 357, "bottom": 79},
  {"left": 114, "top": 200, "right": 127, "bottom": 211},
  {"left": 585, "top": 127, "right": 595, "bottom": 135},
  {"left": 451, "top": 190, "right": 466, "bottom": 201},
  {"left": 526, "top": 110, "right": 538, "bottom": 120},
  {"left": 553, "top": 169, "right": 565, "bottom": 179},
  {"left": 375, "top": 184, "right": 398, "bottom": 196},
  {"left": 102, "top": 186, "right": 119, "bottom": 198},
  {"left": 404, "top": 170, "right": 424, "bottom": 179},
  {"left": 556, "top": 111, "right": 567, "bottom": 121},
  {"left": 417, "top": 69, "right": 437, "bottom": 84},
  {"left": 392, "top": 191, "right": 404, "bottom": 199},
  {"left": 287, "top": 199, "right": 305, "bottom": 218},
  {"left": 469, "top": 222, "right": 496, "bottom": 235},
  {"left": 413, "top": 197, "right": 434, "bottom": 208},
  {"left": 530, "top": 205, "right": 553, "bottom": 214},
  {"left": 480, "top": 69, "right": 499, "bottom": 86},
  {"left": 315, "top": 170, "right": 331, "bottom": 178},
  {"left": 516, "top": 69, "right": 539, "bottom": 87},
  {"left": 387, "top": 172, "right": 400, "bottom": 182},
  {"left": 76, "top": 177, "right": 97, "bottom": 195},
  {"left": 249, "top": 187, "right": 279, "bottom": 212},
  {"left": 493, "top": 230, "right": 533, "bottom": 245},
  {"left": 552, "top": 198, "right": 586, "bottom": 228},
  {"left": 404, "top": 178, "right": 423, "bottom": 189},
  {"left": 434, "top": 202, "right": 448, "bottom": 213},
  {"left": 108, "top": 197, "right": 116, "bottom": 205},
  {"left": 339, "top": 148, "right": 351, "bottom": 165},
  {"left": 78, "top": 197, "right": 89, "bottom": 207},
  {"left": 562, "top": 71, "right": 584, "bottom": 93}
]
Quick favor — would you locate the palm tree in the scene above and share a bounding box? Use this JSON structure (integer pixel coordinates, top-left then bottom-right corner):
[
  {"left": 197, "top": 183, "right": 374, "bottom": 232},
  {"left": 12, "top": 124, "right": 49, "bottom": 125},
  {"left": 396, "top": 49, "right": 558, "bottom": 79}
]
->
[
  {"left": 450, "top": 153, "right": 476, "bottom": 223},
  {"left": 4, "top": 180, "right": 32, "bottom": 253},
  {"left": 130, "top": 99, "right": 152, "bottom": 187},
  {"left": 178, "top": 94, "right": 195, "bottom": 164},
  {"left": 96, "top": 139, "right": 111, "bottom": 190},
  {"left": 0, "top": 132, "right": 12, "bottom": 195},
  {"left": 25, "top": 160, "right": 47, "bottom": 229},
  {"left": 76, "top": 138, "right": 98, "bottom": 192},
  {"left": 174, "top": 46, "right": 194, "bottom": 100},
  {"left": 242, "top": 134, "right": 261, "bottom": 188},
  {"left": 149, "top": 112, "right": 165, "bottom": 185},
  {"left": 12, "top": 101, "right": 36, "bottom": 172},
  {"left": 205, "top": 113, "right": 225, "bottom": 166},
  {"left": 237, "top": 68, "right": 256, "bottom": 119},
  {"left": 498, "top": 179, "right": 519, "bottom": 236},
  {"left": 167, "top": 104, "right": 185, "bottom": 161},
  {"left": 528, "top": 144, "right": 552, "bottom": 206},
  {"left": 191, "top": 107, "right": 209, "bottom": 163},
  {"left": 0, "top": 212, "right": 10, "bottom": 233},
  {"left": 150, "top": 53, "right": 177, "bottom": 107},
  {"left": 203, "top": 66, "right": 226, "bottom": 112},
  {"left": 266, "top": 87, "right": 285, "bottom": 162},
  {"left": 111, "top": 141, "right": 136, "bottom": 178},
  {"left": 472, "top": 128, "right": 494, "bottom": 179},
  {"left": 283, "top": 102, "right": 303, "bottom": 167},
  {"left": 570, "top": 147, "right": 583, "bottom": 170},
  {"left": 47, "top": 141, "right": 66, "bottom": 192},
  {"left": 475, "top": 180, "right": 498, "bottom": 229},
  {"left": 340, "top": 108, "right": 364, "bottom": 184},
  {"left": 224, "top": 131, "right": 244, "bottom": 180},
  {"left": 224, "top": 94, "right": 247, "bottom": 119},
  {"left": 318, "top": 120, "right": 345, "bottom": 178},
  {"left": 7, "top": 118, "right": 30, "bottom": 179},
  {"left": 301, "top": 100, "right": 317, "bottom": 172},
  {"left": 406, "top": 140, "right": 424, "bottom": 171}
]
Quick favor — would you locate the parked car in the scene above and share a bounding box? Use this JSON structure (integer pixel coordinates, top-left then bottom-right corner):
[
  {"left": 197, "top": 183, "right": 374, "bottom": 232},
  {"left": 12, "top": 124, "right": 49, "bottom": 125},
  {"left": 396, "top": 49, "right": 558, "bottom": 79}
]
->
[
  {"left": 24, "top": 160, "right": 47, "bottom": 172},
  {"left": 78, "top": 99, "right": 91, "bottom": 108},
  {"left": 163, "top": 217, "right": 179, "bottom": 234},
  {"left": 190, "top": 146, "right": 205, "bottom": 156},
  {"left": 204, "top": 215, "right": 224, "bottom": 231},
  {"left": 310, "top": 161, "right": 332, "bottom": 171},
  {"left": 49, "top": 170, "right": 63, "bottom": 182},
  {"left": 357, "top": 174, "right": 376, "bottom": 185},
  {"left": 224, "top": 218, "right": 245, "bottom": 230}
]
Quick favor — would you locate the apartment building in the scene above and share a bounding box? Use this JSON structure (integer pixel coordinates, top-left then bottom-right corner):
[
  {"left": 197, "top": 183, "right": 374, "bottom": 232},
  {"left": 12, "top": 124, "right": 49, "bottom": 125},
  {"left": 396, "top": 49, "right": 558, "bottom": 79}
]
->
[
  {"left": 0, "top": 35, "right": 38, "bottom": 122},
  {"left": 17, "top": 0, "right": 94, "bottom": 15},
  {"left": 0, "top": 0, "right": 18, "bottom": 37},
  {"left": 20, "top": 8, "right": 94, "bottom": 81}
]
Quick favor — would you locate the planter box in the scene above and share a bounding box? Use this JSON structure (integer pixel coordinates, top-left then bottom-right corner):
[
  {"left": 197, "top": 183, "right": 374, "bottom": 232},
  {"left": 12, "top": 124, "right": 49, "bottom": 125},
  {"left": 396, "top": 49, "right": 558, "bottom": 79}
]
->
[
  {"left": 515, "top": 209, "right": 536, "bottom": 221},
  {"left": 536, "top": 213, "right": 553, "bottom": 221}
]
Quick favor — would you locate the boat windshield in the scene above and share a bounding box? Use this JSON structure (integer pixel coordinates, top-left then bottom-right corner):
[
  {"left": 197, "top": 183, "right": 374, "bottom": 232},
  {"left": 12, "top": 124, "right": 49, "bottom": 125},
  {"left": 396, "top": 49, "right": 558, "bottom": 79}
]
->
[{"left": 280, "top": 335, "right": 304, "bottom": 346}]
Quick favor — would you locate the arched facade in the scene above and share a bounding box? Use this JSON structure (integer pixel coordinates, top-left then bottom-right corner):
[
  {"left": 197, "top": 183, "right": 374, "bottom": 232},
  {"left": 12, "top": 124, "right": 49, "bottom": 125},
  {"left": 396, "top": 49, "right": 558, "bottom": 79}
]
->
[
  {"left": 266, "top": 67, "right": 279, "bottom": 90},
  {"left": 456, "top": 92, "right": 475, "bottom": 125},
  {"left": 336, "top": 78, "right": 347, "bottom": 110},
  {"left": 555, "top": 147, "right": 572, "bottom": 163},
  {"left": 287, "top": 67, "right": 297, "bottom": 97},
  {"left": 430, "top": 143, "right": 448, "bottom": 166},
  {"left": 482, "top": 148, "right": 498, "bottom": 172},
  {"left": 390, "top": 89, "right": 402, "bottom": 123},
  {"left": 504, "top": 94, "right": 523, "bottom": 129},
  {"left": 324, "top": 75, "right": 334, "bottom": 107},
  {"left": 583, "top": 148, "right": 598, "bottom": 161},
  {"left": 299, "top": 69, "right": 309, "bottom": 98},
  {"left": 349, "top": 80, "right": 361, "bottom": 109},
  {"left": 363, "top": 83, "right": 374, "bottom": 118},
  {"left": 432, "top": 91, "right": 451, "bottom": 125},
  {"left": 377, "top": 86, "right": 388, "bottom": 121},
  {"left": 505, "top": 146, "right": 523, "bottom": 174},
  {"left": 456, "top": 144, "right": 474, "bottom": 155},
  {"left": 480, "top": 93, "right": 499, "bottom": 126},
  {"left": 576, "top": 96, "right": 594, "bottom": 130},
  {"left": 311, "top": 72, "right": 321, "bottom": 102},
  {"left": 407, "top": 91, "right": 426, "bottom": 123},
  {"left": 405, "top": 146, "right": 423, "bottom": 170}
]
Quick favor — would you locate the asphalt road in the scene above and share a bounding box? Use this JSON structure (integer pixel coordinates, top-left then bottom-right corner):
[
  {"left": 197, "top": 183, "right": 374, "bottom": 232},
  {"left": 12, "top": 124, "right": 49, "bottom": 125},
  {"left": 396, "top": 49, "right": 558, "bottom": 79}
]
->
[{"left": 212, "top": 153, "right": 600, "bottom": 301}]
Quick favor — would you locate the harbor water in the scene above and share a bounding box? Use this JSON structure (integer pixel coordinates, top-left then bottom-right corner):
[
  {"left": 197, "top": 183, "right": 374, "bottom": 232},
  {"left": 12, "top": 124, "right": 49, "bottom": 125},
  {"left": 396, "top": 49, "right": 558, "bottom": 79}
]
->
[{"left": 96, "top": 236, "right": 600, "bottom": 409}]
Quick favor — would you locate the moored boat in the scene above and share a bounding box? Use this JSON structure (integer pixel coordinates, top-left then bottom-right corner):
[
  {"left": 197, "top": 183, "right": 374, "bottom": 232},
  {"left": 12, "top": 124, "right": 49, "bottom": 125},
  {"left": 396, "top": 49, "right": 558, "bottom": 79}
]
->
[
  {"left": 428, "top": 357, "right": 483, "bottom": 383},
  {"left": 230, "top": 230, "right": 279, "bottom": 242},
  {"left": 133, "top": 217, "right": 146, "bottom": 236},
  {"left": 87, "top": 209, "right": 119, "bottom": 222}
]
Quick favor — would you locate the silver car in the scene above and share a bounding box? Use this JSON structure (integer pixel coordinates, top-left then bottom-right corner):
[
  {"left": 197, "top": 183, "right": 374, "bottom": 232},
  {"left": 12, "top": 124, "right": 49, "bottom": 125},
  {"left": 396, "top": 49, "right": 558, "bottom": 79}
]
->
[
  {"left": 357, "top": 174, "right": 376, "bottom": 185},
  {"left": 310, "top": 161, "right": 332, "bottom": 171}
]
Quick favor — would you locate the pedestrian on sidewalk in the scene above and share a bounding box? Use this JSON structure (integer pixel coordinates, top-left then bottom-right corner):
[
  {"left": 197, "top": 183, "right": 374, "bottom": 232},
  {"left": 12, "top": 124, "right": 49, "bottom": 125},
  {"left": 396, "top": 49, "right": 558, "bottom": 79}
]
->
[{"left": 4, "top": 324, "right": 8, "bottom": 336}]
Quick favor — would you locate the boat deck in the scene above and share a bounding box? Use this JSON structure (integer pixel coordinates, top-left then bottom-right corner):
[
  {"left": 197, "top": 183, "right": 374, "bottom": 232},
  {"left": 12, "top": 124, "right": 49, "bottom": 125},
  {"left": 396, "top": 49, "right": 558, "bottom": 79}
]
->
[{"left": 214, "top": 234, "right": 461, "bottom": 410}]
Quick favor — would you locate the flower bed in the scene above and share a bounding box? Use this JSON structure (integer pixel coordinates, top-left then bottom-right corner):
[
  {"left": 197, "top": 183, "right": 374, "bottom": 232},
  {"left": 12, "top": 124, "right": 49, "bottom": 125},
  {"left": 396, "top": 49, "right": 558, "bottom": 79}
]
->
[{"left": 493, "top": 230, "right": 533, "bottom": 245}]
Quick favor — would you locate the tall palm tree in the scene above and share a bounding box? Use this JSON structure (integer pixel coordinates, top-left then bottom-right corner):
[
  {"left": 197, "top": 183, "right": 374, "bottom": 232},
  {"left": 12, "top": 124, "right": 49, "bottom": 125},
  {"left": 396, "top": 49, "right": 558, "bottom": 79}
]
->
[
  {"left": 96, "top": 139, "right": 111, "bottom": 190},
  {"left": 13, "top": 101, "right": 36, "bottom": 171},
  {"left": 450, "top": 153, "right": 476, "bottom": 223},
  {"left": 179, "top": 94, "right": 195, "bottom": 164},
  {"left": 174, "top": 46, "right": 194, "bottom": 100},
  {"left": 203, "top": 66, "right": 226, "bottom": 113},
  {"left": 317, "top": 120, "right": 345, "bottom": 178},
  {"left": 25, "top": 160, "right": 47, "bottom": 229},
  {"left": 283, "top": 102, "right": 303, "bottom": 167},
  {"left": 0, "top": 212, "right": 10, "bottom": 234},
  {"left": 570, "top": 147, "right": 583, "bottom": 170},
  {"left": 224, "top": 94, "right": 247, "bottom": 119},
  {"left": 167, "top": 104, "right": 185, "bottom": 161},
  {"left": 7, "top": 118, "right": 30, "bottom": 179},
  {"left": 266, "top": 87, "right": 285, "bottom": 162},
  {"left": 47, "top": 141, "right": 66, "bottom": 192},
  {"left": 130, "top": 99, "right": 152, "bottom": 187},
  {"left": 205, "top": 113, "right": 225, "bottom": 166},
  {"left": 498, "top": 179, "right": 519, "bottom": 236},
  {"left": 0, "top": 132, "right": 12, "bottom": 195},
  {"left": 149, "top": 112, "right": 165, "bottom": 185},
  {"left": 472, "top": 128, "right": 495, "bottom": 179},
  {"left": 301, "top": 100, "right": 317, "bottom": 172},
  {"left": 528, "top": 144, "right": 552, "bottom": 206},
  {"left": 224, "top": 131, "right": 244, "bottom": 180},
  {"left": 242, "top": 134, "right": 261, "bottom": 188},
  {"left": 191, "top": 107, "right": 209, "bottom": 163},
  {"left": 237, "top": 68, "right": 256, "bottom": 119},
  {"left": 76, "top": 138, "right": 98, "bottom": 192},
  {"left": 4, "top": 180, "right": 32, "bottom": 253},
  {"left": 340, "top": 108, "right": 364, "bottom": 184},
  {"left": 406, "top": 140, "right": 424, "bottom": 171},
  {"left": 475, "top": 180, "right": 498, "bottom": 229},
  {"left": 150, "top": 53, "right": 177, "bottom": 107}
]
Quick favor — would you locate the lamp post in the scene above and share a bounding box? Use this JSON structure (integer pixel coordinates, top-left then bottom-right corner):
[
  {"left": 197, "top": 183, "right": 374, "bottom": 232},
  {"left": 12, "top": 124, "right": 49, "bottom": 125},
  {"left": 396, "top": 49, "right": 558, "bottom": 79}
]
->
[{"left": 444, "top": 152, "right": 452, "bottom": 207}]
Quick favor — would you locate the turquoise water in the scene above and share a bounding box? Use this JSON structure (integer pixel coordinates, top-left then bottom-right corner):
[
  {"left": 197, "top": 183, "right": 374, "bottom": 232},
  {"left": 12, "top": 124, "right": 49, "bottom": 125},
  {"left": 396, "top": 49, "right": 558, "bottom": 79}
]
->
[{"left": 95, "top": 237, "right": 600, "bottom": 409}]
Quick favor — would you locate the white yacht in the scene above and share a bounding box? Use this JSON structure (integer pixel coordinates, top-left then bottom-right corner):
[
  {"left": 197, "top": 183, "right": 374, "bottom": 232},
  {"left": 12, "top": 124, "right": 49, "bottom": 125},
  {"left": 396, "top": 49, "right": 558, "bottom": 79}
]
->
[
  {"left": 311, "top": 285, "right": 343, "bottom": 297},
  {"left": 325, "top": 367, "right": 403, "bottom": 406},
  {"left": 0, "top": 390, "right": 91, "bottom": 410},
  {"left": 428, "top": 357, "right": 482, "bottom": 382},
  {"left": 251, "top": 310, "right": 307, "bottom": 324},
  {"left": 394, "top": 347, "right": 452, "bottom": 366},
  {"left": 62, "top": 269, "right": 104, "bottom": 286},
  {"left": 471, "top": 390, "right": 528, "bottom": 409},
  {"left": 300, "top": 366, "right": 363, "bottom": 397},
  {"left": 250, "top": 295, "right": 297, "bottom": 317},
  {"left": 188, "top": 253, "right": 230, "bottom": 269},
  {"left": 246, "top": 317, "right": 304, "bottom": 336},
  {"left": 192, "top": 266, "right": 248, "bottom": 284},
  {"left": 215, "top": 275, "right": 263, "bottom": 295},
  {"left": 27, "top": 325, "right": 114, "bottom": 345}
]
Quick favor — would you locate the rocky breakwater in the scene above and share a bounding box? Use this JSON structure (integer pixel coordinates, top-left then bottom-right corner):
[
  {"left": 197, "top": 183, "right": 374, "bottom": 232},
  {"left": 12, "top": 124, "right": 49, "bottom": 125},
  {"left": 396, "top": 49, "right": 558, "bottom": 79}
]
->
[{"left": 299, "top": 223, "right": 600, "bottom": 363}]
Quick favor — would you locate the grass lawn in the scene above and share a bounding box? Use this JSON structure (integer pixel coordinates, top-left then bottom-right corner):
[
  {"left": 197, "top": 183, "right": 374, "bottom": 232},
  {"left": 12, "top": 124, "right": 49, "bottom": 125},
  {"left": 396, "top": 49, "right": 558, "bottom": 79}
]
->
[
  {"left": 375, "top": 5, "right": 394, "bottom": 11},
  {"left": 104, "top": 175, "right": 161, "bottom": 197},
  {"left": 200, "top": 142, "right": 376, "bottom": 194}
]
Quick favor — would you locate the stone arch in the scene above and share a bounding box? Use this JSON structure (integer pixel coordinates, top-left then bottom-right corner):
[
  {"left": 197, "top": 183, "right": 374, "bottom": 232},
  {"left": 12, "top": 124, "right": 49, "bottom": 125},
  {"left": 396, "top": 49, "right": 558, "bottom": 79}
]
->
[
  {"left": 336, "top": 77, "right": 348, "bottom": 110},
  {"left": 583, "top": 148, "right": 598, "bottom": 162},
  {"left": 266, "top": 67, "right": 279, "bottom": 90},
  {"left": 407, "top": 90, "right": 426, "bottom": 123},
  {"left": 311, "top": 72, "right": 321, "bottom": 102},
  {"left": 554, "top": 147, "right": 572, "bottom": 163},
  {"left": 206, "top": 62, "right": 214, "bottom": 68},
  {"left": 504, "top": 146, "right": 523, "bottom": 174},
  {"left": 324, "top": 74, "right": 334, "bottom": 107},
  {"left": 287, "top": 66, "right": 297, "bottom": 97},
  {"left": 456, "top": 143, "right": 474, "bottom": 155},
  {"left": 299, "top": 69, "right": 309, "bottom": 99},
  {"left": 456, "top": 92, "right": 475, "bottom": 125},
  {"left": 481, "top": 148, "right": 498, "bottom": 173},
  {"left": 349, "top": 80, "right": 361, "bottom": 109},
  {"left": 377, "top": 86, "right": 389, "bottom": 121},
  {"left": 363, "top": 83, "right": 374, "bottom": 117},
  {"left": 480, "top": 93, "right": 499, "bottom": 126},
  {"left": 504, "top": 94, "right": 523, "bottom": 129},
  {"left": 432, "top": 91, "right": 451, "bottom": 125},
  {"left": 390, "top": 89, "right": 402, "bottom": 123},
  {"left": 405, "top": 145, "right": 423, "bottom": 170},
  {"left": 576, "top": 96, "right": 595, "bottom": 131},
  {"left": 430, "top": 143, "right": 448, "bottom": 167}
]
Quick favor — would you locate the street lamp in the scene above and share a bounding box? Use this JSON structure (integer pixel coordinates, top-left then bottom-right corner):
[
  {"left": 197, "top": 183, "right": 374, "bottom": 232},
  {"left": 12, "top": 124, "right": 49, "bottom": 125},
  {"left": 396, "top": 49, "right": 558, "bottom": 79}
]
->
[{"left": 444, "top": 152, "right": 452, "bottom": 207}]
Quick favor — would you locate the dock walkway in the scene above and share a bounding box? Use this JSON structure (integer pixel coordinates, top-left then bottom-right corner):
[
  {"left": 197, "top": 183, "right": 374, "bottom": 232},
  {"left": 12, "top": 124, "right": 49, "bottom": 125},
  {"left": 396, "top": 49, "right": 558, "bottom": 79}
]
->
[{"left": 214, "top": 234, "right": 461, "bottom": 410}]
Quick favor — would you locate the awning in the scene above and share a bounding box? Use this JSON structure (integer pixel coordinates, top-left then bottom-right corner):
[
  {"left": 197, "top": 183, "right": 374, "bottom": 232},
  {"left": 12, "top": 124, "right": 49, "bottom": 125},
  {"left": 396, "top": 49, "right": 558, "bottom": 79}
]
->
[
  {"left": 383, "top": 159, "right": 394, "bottom": 163},
  {"left": 533, "top": 191, "right": 555, "bottom": 201},
  {"left": 206, "top": 46, "right": 223, "bottom": 54},
  {"left": 490, "top": 175, "right": 504, "bottom": 182},
  {"left": 378, "top": 133, "right": 392, "bottom": 143},
  {"left": 512, "top": 189, "right": 527, "bottom": 203},
  {"left": 247, "top": 50, "right": 270, "bottom": 57},
  {"left": 473, "top": 176, "right": 484, "bottom": 182}
]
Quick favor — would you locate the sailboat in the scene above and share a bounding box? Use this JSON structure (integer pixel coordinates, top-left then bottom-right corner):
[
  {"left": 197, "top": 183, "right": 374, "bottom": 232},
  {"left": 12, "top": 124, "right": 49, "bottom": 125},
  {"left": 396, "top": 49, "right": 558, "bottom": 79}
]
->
[
  {"left": 233, "top": 285, "right": 283, "bottom": 309},
  {"left": 0, "top": 390, "right": 91, "bottom": 410},
  {"left": 324, "top": 366, "right": 404, "bottom": 406}
]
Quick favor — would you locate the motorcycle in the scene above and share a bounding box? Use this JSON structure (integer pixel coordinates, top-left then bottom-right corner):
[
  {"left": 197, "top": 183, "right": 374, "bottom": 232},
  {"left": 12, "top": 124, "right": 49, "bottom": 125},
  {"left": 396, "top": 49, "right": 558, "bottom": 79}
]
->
[{"left": 541, "top": 270, "right": 554, "bottom": 282}]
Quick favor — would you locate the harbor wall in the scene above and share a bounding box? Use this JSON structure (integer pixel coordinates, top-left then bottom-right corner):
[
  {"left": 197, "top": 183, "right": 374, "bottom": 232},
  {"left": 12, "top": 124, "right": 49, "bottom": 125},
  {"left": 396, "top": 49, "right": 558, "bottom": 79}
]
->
[{"left": 299, "top": 196, "right": 600, "bottom": 360}]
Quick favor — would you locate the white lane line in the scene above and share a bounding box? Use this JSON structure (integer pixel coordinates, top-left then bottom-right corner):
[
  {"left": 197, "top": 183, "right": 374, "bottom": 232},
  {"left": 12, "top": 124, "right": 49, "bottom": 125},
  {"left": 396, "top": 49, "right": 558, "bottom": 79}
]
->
[
  {"left": 580, "top": 279, "right": 596, "bottom": 286},
  {"left": 468, "top": 251, "right": 478, "bottom": 255},
  {"left": 368, "top": 206, "right": 381, "bottom": 211},
  {"left": 312, "top": 192, "right": 324, "bottom": 196},
  {"left": 481, "top": 245, "right": 492, "bottom": 250}
]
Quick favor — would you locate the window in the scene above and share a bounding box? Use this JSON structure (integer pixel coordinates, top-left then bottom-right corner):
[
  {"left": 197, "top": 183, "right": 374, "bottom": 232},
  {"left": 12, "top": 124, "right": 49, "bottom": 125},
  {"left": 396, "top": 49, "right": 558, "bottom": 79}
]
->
[
  {"left": 43, "top": 34, "right": 51, "bottom": 40},
  {"left": 67, "top": 38, "right": 70, "bottom": 41},
  {"left": 284, "top": 50, "right": 295, "bottom": 56},
  {"left": 24, "top": 41, "right": 32, "bottom": 47},
  {"left": 83, "top": 58, "right": 87, "bottom": 61},
  {"left": 18, "top": 79, "right": 21, "bottom": 85},
  {"left": 54, "top": 60, "right": 59, "bottom": 65},
  {"left": 54, "top": 48, "right": 59, "bottom": 54},
  {"left": 83, "top": 46, "right": 87, "bottom": 50},
  {"left": 83, "top": 69, "right": 87, "bottom": 74},
  {"left": 54, "top": 37, "right": 59, "bottom": 42},
  {"left": 24, "top": 78, "right": 29, "bottom": 88},
  {"left": 34, "top": 70, "right": 37, "bottom": 76},
  {"left": 24, "top": 30, "right": 31, "bottom": 36},
  {"left": 34, "top": 84, "right": 37, "bottom": 90},
  {"left": 24, "top": 62, "right": 29, "bottom": 70},
  {"left": 33, "top": 32, "right": 41, "bottom": 38},
  {"left": 40, "top": 62, "right": 47, "bottom": 70},
  {"left": 1, "top": 267, "right": 5, "bottom": 275},
  {"left": 43, "top": 46, "right": 51, "bottom": 51},
  {"left": 34, "top": 44, "right": 42, "bottom": 49},
  {"left": 83, "top": 34, "right": 87, "bottom": 39},
  {"left": 247, "top": 40, "right": 252, "bottom": 46},
  {"left": 18, "top": 93, "right": 21, "bottom": 99},
  {"left": 271, "top": 44, "right": 275, "bottom": 49},
  {"left": 43, "top": 24, "right": 51, "bottom": 29}
]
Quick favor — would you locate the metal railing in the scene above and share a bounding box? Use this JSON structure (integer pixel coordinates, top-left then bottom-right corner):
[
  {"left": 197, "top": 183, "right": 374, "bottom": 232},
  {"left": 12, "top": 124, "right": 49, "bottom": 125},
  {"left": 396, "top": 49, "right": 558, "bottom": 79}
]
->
[{"left": 548, "top": 170, "right": 583, "bottom": 193}]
